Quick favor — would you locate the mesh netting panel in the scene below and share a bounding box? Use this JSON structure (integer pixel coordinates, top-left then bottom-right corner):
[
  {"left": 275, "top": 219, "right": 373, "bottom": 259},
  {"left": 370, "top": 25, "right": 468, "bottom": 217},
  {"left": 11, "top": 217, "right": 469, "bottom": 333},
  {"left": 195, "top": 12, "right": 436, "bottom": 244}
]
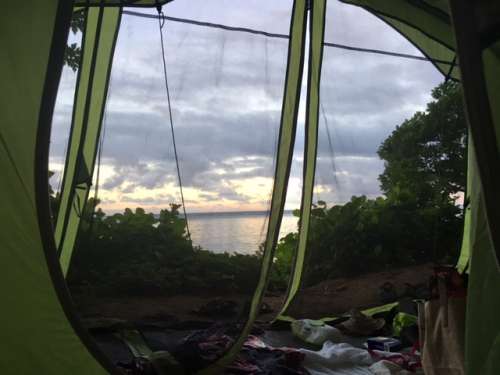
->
[
  {"left": 62, "top": 1, "right": 292, "bottom": 370},
  {"left": 285, "top": 1, "right": 465, "bottom": 320},
  {"left": 49, "top": 22, "right": 83, "bottom": 202}
]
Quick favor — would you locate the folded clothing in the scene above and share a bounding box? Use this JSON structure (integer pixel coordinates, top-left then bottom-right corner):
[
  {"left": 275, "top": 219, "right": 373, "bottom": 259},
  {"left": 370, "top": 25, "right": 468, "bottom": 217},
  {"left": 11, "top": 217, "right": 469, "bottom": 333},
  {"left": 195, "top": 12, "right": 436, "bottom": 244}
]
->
[
  {"left": 226, "top": 335, "right": 309, "bottom": 375},
  {"left": 171, "top": 324, "right": 236, "bottom": 372},
  {"left": 369, "top": 348, "right": 421, "bottom": 372},
  {"left": 298, "top": 340, "right": 422, "bottom": 375}
]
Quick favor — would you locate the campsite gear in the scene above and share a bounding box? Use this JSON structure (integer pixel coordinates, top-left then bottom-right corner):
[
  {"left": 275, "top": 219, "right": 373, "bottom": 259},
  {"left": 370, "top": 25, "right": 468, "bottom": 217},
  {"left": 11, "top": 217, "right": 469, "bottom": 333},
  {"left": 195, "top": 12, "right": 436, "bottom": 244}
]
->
[
  {"left": 398, "top": 325, "right": 419, "bottom": 349},
  {"left": 116, "top": 329, "right": 183, "bottom": 375},
  {"left": 226, "top": 335, "right": 309, "bottom": 375},
  {"left": 369, "top": 360, "right": 413, "bottom": 375},
  {"left": 379, "top": 282, "right": 398, "bottom": 304},
  {"left": 366, "top": 337, "right": 402, "bottom": 352},
  {"left": 369, "top": 349, "right": 421, "bottom": 372},
  {"left": 116, "top": 357, "right": 156, "bottom": 375},
  {"left": 420, "top": 273, "right": 466, "bottom": 375},
  {"left": 116, "top": 353, "right": 186, "bottom": 375},
  {"left": 2, "top": 2, "right": 500, "bottom": 375},
  {"left": 291, "top": 319, "right": 343, "bottom": 345},
  {"left": 299, "top": 342, "right": 375, "bottom": 374},
  {"left": 392, "top": 311, "right": 419, "bottom": 347},
  {"left": 429, "top": 266, "right": 467, "bottom": 300},
  {"left": 336, "top": 310, "right": 385, "bottom": 337},
  {"left": 397, "top": 298, "right": 418, "bottom": 316},
  {"left": 171, "top": 325, "right": 235, "bottom": 372},
  {"left": 392, "top": 313, "right": 417, "bottom": 337}
]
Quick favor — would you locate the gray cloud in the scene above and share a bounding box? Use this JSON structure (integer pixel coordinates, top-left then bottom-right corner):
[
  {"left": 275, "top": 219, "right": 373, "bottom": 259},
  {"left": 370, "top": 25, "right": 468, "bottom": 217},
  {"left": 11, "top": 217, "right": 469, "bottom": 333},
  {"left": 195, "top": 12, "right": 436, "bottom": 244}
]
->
[{"left": 49, "top": 0, "right": 443, "bottom": 211}]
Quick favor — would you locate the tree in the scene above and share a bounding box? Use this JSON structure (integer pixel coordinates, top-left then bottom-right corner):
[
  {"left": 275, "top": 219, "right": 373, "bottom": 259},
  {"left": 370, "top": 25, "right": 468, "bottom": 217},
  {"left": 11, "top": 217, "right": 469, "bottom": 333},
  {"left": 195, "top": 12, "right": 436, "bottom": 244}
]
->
[
  {"left": 275, "top": 81, "right": 468, "bottom": 287},
  {"left": 64, "top": 9, "right": 85, "bottom": 72},
  {"left": 377, "top": 81, "right": 467, "bottom": 207}
]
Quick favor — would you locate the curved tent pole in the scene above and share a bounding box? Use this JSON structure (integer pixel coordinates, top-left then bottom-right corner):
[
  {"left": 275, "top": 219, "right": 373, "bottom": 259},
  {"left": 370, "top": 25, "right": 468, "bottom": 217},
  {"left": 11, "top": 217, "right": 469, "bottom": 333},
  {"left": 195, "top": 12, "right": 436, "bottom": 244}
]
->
[
  {"left": 277, "top": 0, "right": 327, "bottom": 320},
  {"left": 340, "top": 0, "right": 459, "bottom": 80},
  {"left": 55, "top": 5, "right": 122, "bottom": 276},
  {"left": 199, "top": 0, "right": 310, "bottom": 371},
  {"left": 0, "top": 0, "right": 118, "bottom": 373},
  {"left": 34, "top": 1, "right": 124, "bottom": 372}
]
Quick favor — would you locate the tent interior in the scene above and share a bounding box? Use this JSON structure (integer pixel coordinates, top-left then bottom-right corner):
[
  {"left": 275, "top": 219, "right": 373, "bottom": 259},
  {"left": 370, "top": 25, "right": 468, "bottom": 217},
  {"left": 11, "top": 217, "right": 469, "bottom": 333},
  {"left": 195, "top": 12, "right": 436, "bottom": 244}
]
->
[{"left": 2, "top": 0, "right": 500, "bottom": 374}]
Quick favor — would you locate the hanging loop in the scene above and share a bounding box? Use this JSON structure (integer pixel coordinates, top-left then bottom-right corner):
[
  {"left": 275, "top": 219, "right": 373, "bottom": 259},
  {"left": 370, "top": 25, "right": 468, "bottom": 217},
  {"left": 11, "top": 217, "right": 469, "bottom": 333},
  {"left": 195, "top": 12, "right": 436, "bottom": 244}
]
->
[
  {"left": 156, "top": 4, "right": 192, "bottom": 243},
  {"left": 156, "top": 2, "right": 166, "bottom": 28}
]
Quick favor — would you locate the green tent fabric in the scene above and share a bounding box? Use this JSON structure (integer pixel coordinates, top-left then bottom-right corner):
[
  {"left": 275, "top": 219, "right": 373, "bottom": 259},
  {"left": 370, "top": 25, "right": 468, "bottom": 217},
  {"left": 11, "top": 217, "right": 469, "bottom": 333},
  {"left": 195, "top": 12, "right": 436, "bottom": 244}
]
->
[
  {"left": 2, "top": 0, "right": 500, "bottom": 374},
  {"left": 278, "top": 0, "right": 460, "bottom": 322},
  {"left": 55, "top": 6, "right": 121, "bottom": 276},
  {"left": 74, "top": 0, "right": 173, "bottom": 7},
  {"left": 456, "top": 131, "right": 474, "bottom": 274},
  {"left": 340, "top": 0, "right": 459, "bottom": 80},
  {"left": 448, "top": 3, "right": 500, "bottom": 373},
  {"left": 456, "top": 23, "right": 500, "bottom": 375},
  {"left": 0, "top": 1, "right": 111, "bottom": 374},
  {"left": 464, "top": 147, "right": 500, "bottom": 375},
  {"left": 199, "top": 1, "right": 309, "bottom": 372},
  {"left": 278, "top": 0, "right": 327, "bottom": 319},
  {"left": 277, "top": 2, "right": 500, "bottom": 375}
]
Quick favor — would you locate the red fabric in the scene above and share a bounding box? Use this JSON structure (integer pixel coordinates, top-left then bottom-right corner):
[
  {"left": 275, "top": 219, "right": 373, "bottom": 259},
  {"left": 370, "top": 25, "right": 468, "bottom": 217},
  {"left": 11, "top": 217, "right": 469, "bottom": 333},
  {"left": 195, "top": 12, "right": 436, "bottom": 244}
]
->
[{"left": 369, "top": 349, "right": 422, "bottom": 372}]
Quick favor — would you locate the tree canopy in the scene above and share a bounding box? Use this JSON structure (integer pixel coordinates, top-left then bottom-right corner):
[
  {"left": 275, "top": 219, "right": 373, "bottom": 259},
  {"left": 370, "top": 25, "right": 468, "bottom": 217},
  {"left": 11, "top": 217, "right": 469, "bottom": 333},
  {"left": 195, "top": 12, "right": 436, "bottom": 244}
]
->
[
  {"left": 276, "top": 80, "right": 467, "bottom": 287},
  {"left": 378, "top": 81, "right": 467, "bottom": 205},
  {"left": 60, "top": 80, "right": 467, "bottom": 297},
  {"left": 64, "top": 9, "right": 84, "bottom": 72}
]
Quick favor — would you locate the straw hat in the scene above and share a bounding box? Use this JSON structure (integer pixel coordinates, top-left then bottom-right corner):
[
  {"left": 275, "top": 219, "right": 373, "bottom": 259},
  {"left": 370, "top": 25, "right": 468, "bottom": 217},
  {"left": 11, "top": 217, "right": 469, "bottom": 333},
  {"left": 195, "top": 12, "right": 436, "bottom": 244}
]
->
[{"left": 337, "top": 309, "right": 385, "bottom": 336}]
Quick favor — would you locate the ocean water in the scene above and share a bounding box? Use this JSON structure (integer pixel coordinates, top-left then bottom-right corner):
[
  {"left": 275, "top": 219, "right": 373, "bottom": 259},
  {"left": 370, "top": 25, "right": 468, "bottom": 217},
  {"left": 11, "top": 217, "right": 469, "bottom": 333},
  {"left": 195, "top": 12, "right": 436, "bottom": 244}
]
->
[{"left": 187, "top": 211, "right": 298, "bottom": 254}]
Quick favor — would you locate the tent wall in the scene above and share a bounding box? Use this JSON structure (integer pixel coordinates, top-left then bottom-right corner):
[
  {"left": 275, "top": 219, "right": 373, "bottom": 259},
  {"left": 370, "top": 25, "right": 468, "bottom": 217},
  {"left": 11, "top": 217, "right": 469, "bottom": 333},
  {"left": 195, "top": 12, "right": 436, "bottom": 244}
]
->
[
  {"left": 341, "top": 0, "right": 458, "bottom": 79},
  {"left": 55, "top": 6, "right": 121, "bottom": 276},
  {"left": 279, "top": 0, "right": 327, "bottom": 319},
  {"left": 279, "top": 1, "right": 499, "bottom": 374},
  {"left": 2, "top": 1, "right": 499, "bottom": 374},
  {"left": 0, "top": 1, "right": 112, "bottom": 374},
  {"left": 448, "top": 2, "right": 500, "bottom": 374},
  {"left": 463, "top": 145, "right": 500, "bottom": 374},
  {"left": 278, "top": 0, "right": 460, "bottom": 323},
  {"left": 74, "top": 0, "right": 172, "bottom": 7}
]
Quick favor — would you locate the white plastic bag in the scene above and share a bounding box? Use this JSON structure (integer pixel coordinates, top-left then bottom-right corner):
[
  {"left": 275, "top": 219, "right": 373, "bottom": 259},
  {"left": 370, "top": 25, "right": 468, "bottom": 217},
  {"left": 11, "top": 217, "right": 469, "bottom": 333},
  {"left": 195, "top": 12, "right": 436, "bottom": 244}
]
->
[
  {"left": 300, "top": 341, "right": 374, "bottom": 375},
  {"left": 291, "top": 319, "right": 344, "bottom": 345}
]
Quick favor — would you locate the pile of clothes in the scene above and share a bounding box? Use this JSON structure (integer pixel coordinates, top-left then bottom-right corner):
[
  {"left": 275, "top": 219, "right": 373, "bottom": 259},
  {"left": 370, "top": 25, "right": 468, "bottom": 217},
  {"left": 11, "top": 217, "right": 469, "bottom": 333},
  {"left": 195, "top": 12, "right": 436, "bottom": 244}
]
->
[{"left": 289, "top": 310, "right": 422, "bottom": 375}]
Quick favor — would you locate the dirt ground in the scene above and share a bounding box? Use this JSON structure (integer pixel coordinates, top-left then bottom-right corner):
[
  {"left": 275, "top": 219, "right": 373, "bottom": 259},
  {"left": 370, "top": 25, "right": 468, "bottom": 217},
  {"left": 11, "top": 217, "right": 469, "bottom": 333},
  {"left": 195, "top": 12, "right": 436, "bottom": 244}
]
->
[
  {"left": 73, "top": 263, "right": 434, "bottom": 325},
  {"left": 282, "top": 263, "right": 433, "bottom": 319}
]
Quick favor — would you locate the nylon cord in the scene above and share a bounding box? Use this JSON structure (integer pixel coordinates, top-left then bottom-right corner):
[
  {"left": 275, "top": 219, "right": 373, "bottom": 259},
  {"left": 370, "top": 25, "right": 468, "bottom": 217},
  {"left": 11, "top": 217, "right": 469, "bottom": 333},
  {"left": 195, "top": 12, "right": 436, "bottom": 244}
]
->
[
  {"left": 123, "top": 10, "right": 456, "bottom": 67},
  {"left": 157, "top": 9, "right": 192, "bottom": 242}
]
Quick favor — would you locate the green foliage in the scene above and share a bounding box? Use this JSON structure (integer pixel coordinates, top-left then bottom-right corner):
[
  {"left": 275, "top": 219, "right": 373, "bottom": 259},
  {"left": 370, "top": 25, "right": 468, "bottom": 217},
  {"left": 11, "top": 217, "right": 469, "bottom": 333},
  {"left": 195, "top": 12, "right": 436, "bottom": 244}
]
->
[
  {"left": 68, "top": 204, "right": 262, "bottom": 296},
  {"left": 64, "top": 9, "right": 85, "bottom": 72},
  {"left": 273, "top": 81, "right": 466, "bottom": 287},
  {"left": 378, "top": 81, "right": 467, "bottom": 204},
  {"left": 297, "top": 195, "right": 462, "bottom": 286},
  {"left": 66, "top": 81, "right": 467, "bottom": 296},
  {"left": 269, "top": 232, "right": 298, "bottom": 291}
]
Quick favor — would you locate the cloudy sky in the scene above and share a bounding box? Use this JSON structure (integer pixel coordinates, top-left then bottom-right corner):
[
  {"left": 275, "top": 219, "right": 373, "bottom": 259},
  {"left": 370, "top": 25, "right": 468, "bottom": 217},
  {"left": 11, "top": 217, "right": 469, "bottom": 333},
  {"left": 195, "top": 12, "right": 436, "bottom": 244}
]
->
[{"left": 49, "top": 0, "right": 443, "bottom": 214}]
